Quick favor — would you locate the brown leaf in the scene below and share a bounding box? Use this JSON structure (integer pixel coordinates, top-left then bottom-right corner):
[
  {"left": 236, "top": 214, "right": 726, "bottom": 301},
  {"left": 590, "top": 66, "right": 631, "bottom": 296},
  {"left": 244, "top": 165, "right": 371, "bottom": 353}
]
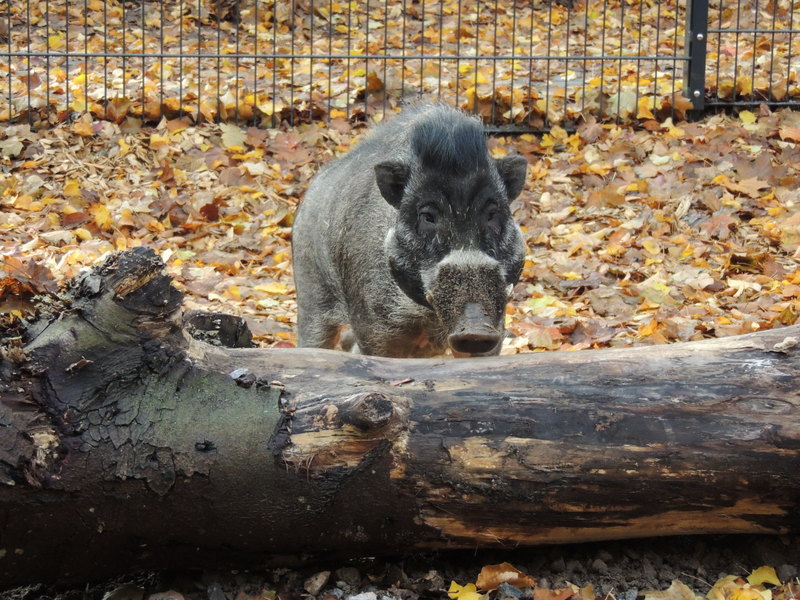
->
[
  {"left": 700, "top": 214, "right": 737, "bottom": 240},
  {"left": 534, "top": 588, "right": 576, "bottom": 600},
  {"left": 475, "top": 562, "right": 536, "bottom": 592},
  {"left": 714, "top": 174, "right": 770, "bottom": 198},
  {"left": 779, "top": 126, "right": 800, "bottom": 142}
]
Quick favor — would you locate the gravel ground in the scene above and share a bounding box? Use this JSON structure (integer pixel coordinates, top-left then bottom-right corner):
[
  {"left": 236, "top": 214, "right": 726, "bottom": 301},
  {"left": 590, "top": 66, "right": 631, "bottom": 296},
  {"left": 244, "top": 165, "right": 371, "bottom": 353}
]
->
[{"left": 3, "top": 534, "right": 798, "bottom": 600}]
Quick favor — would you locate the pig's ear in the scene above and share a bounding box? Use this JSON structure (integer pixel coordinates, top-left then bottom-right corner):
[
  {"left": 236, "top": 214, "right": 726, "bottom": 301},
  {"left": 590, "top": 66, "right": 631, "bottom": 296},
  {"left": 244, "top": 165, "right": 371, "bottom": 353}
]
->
[
  {"left": 495, "top": 155, "right": 528, "bottom": 201},
  {"left": 375, "top": 161, "right": 410, "bottom": 208}
]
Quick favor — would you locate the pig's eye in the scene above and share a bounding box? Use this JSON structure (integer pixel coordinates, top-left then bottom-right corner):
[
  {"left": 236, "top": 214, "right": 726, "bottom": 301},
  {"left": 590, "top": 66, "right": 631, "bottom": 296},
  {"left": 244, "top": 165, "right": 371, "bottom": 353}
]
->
[
  {"left": 418, "top": 207, "right": 438, "bottom": 233},
  {"left": 485, "top": 203, "right": 499, "bottom": 222}
]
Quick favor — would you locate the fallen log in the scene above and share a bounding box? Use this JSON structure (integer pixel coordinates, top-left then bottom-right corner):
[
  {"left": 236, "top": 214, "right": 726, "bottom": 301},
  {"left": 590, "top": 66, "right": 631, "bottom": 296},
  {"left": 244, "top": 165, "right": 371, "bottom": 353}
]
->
[{"left": 0, "top": 247, "right": 798, "bottom": 586}]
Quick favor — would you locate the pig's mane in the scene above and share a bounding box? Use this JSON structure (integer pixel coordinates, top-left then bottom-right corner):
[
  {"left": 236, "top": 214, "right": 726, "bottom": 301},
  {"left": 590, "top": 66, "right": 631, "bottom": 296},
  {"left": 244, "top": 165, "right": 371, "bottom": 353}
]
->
[{"left": 408, "top": 107, "right": 488, "bottom": 174}]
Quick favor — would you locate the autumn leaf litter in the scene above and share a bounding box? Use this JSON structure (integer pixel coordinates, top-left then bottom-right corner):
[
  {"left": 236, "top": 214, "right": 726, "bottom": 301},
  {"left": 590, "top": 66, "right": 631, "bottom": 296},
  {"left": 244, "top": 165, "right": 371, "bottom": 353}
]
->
[{"left": 2, "top": 108, "right": 799, "bottom": 351}]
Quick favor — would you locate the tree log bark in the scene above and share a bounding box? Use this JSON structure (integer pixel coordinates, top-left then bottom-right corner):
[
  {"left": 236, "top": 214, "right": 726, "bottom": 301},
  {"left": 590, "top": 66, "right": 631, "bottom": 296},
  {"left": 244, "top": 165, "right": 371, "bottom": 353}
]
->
[{"left": 1, "top": 247, "right": 798, "bottom": 586}]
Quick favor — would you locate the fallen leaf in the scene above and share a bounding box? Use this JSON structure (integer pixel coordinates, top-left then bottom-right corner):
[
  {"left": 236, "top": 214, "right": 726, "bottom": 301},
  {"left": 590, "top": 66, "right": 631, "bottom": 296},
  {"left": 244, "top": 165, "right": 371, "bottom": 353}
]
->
[
  {"left": 89, "top": 203, "right": 113, "bottom": 231},
  {"left": 747, "top": 566, "right": 781, "bottom": 587},
  {"left": 644, "top": 579, "right": 701, "bottom": 600},
  {"left": 476, "top": 562, "right": 537, "bottom": 591},
  {"left": 739, "top": 110, "right": 756, "bottom": 125},
  {"left": 221, "top": 123, "right": 247, "bottom": 150},
  {"left": 255, "top": 282, "right": 288, "bottom": 295},
  {"left": 448, "top": 582, "right": 485, "bottom": 600},
  {"left": 778, "top": 126, "right": 800, "bottom": 142}
]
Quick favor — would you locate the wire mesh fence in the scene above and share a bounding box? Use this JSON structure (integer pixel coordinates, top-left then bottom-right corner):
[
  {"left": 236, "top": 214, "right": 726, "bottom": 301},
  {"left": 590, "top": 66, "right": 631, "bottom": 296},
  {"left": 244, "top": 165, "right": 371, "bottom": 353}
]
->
[{"left": 1, "top": 0, "right": 798, "bottom": 131}]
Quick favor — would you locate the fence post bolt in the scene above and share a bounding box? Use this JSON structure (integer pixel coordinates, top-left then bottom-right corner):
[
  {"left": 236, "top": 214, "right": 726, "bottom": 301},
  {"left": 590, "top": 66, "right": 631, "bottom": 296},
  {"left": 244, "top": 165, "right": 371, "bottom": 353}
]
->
[{"left": 684, "top": 0, "right": 709, "bottom": 111}]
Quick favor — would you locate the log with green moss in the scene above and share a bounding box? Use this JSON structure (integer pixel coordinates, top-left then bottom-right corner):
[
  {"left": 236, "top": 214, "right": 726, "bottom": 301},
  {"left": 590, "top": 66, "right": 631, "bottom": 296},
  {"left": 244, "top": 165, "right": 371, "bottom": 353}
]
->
[{"left": 1, "top": 247, "right": 798, "bottom": 586}]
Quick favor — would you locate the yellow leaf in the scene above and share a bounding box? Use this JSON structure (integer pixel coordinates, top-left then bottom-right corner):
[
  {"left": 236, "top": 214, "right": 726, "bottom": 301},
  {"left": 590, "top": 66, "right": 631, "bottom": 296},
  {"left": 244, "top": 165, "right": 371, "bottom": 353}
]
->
[
  {"left": 637, "top": 96, "right": 655, "bottom": 120},
  {"left": 74, "top": 227, "right": 92, "bottom": 241},
  {"left": 448, "top": 582, "right": 484, "bottom": 600},
  {"left": 255, "top": 282, "right": 288, "bottom": 295},
  {"left": 737, "top": 75, "right": 753, "bottom": 95},
  {"left": 149, "top": 133, "right": 169, "bottom": 148},
  {"left": 48, "top": 33, "right": 65, "bottom": 50},
  {"left": 89, "top": 203, "right": 113, "bottom": 231},
  {"left": 642, "top": 239, "right": 661, "bottom": 255},
  {"left": 566, "top": 133, "right": 582, "bottom": 152},
  {"left": 472, "top": 70, "right": 489, "bottom": 85},
  {"left": 707, "top": 574, "right": 741, "bottom": 600},
  {"left": 730, "top": 588, "right": 764, "bottom": 600},
  {"left": 63, "top": 179, "right": 81, "bottom": 197},
  {"left": 739, "top": 110, "right": 756, "bottom": 125},
  {"left": 72, "top": 121, "right": 93, "bottom": 137},
  {"left": 638, "top": 319, "right": 660, "bottom": 337},
  {"left": 227, "top": 285, "right": 241, "bottom": 300},
  {"left": 550, "top": 125, "right": 568, "bottom": 141},
  {"left": 747, "top": 567, "right": 780, "bottom": 587}
]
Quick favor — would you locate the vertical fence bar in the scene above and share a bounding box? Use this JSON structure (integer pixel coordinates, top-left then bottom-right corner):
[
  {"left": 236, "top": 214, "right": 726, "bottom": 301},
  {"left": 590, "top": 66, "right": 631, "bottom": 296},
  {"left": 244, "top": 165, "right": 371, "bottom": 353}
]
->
[
  {"left": 102, "top": 0, "right": 107, "bottom": 115},
  {"left": 254, "top": 0, "right": 259, "bottom": 126},
  {"left": 195, "top": 0, "right": 200, "bottom": 123},
  {"left": 436, "top": 0, "right": 443, "bottom": 104},
  {"left": 308, "top": 0, "right": 314, "bottom": 123},
  {"left": 178, "top": 0, "right": 183, "bottom": 119},
  {"left": 684, "top": 0, "right": 708, "bottom": 111},
  {"left": 235, "top": 2, "right": 241, "bottom": 121},
  {"left": 455, "top": 0, "right": 462, "bottom": 111},
  {"left": 787, "top": 0, "right": 796, "bottom": 104},
  {"left": 544, "top": 0, "right": 553, "bottom": 127},
  {"left": 288, "top": 0, "right": 295, "bottom": 124},
  {"left": 382, "top": 0, "right": 389, "bottom": 118},
  {"left": 491, "top": 0, "right": 499, "bottom": 124},
  {"left": 419, "top": 0, "right": 425, "bottom": 99},
  {"left": 139, "top": 0, "right": 144, "bottom": 120},
  {"left": 7, "top": 2, "right": 13, "bottom": 122},
  {"left": 25, "top": 0, "right": 31, "bottom": 123},
  {"left": 365, "top": 0, "right": 370, "bottom": 118},
  {"left": 218, "top": 0, "right": 223, "bottom": 121},
  {"left": 65, "top": 0, "right": 70, "bottom": 119}
]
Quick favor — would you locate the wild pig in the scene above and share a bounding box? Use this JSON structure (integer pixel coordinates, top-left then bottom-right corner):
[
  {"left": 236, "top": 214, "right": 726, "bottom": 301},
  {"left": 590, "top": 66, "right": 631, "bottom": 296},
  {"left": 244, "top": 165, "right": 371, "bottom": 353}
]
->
[{"left": 292, "top": 104, "right": 527, "bottom": 357}]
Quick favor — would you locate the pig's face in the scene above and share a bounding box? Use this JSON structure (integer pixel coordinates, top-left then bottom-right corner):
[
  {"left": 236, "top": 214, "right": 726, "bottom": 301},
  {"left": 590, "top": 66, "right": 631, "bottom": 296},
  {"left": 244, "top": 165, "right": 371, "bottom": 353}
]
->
[{"left": 377, "top": 155, "right": 527, "bottom": 356}]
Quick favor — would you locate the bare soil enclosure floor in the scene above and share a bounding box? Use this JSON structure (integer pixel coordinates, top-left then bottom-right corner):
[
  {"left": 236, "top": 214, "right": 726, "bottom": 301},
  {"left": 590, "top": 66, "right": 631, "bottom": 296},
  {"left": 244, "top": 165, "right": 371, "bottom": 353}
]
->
[{"left": 1, "top": 535, "right": 798, "bottom": 600}]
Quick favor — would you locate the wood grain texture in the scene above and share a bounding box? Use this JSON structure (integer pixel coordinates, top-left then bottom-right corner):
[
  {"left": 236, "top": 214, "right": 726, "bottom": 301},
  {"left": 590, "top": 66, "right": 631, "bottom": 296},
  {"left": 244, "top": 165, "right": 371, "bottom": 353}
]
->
[{"left": 0, "top": 247, "right": 798, "bottom": 585}]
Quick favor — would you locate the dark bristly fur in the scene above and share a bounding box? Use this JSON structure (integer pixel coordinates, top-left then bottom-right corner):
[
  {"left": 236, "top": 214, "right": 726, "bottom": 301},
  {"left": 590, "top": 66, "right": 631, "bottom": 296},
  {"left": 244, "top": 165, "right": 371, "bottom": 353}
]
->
[
  {"left": 409, "top": 108, "right": 488, "bottom": 175},
  {"left": 292, "top": 103, "right": 528, "bottom": 358}
]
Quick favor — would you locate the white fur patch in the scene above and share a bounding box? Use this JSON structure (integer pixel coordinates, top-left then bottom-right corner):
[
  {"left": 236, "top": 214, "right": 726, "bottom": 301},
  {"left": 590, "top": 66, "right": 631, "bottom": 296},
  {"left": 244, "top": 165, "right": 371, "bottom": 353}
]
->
[
  {"left": 439, "top": 249, "right": 501, "bottom": 268},
  {"left": 422, "top": 248, "right": 502, "bottom": 291},
  {"left": 384, "top": 227, "right": 396, "bottom": 253}
]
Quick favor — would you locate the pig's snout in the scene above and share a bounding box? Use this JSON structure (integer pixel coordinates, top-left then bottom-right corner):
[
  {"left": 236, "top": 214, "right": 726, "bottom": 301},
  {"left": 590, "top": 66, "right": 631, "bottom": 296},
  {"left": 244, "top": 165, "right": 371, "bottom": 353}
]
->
[{"left": 447, "top": 302, "right": 502, "bottom": 356}]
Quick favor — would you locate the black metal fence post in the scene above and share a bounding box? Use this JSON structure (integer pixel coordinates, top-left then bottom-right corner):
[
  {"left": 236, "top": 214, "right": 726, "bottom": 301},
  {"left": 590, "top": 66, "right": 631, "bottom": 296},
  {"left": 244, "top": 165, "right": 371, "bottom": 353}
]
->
[{"left": 684, "top": 0, "right": 709, "bottom": 111}]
